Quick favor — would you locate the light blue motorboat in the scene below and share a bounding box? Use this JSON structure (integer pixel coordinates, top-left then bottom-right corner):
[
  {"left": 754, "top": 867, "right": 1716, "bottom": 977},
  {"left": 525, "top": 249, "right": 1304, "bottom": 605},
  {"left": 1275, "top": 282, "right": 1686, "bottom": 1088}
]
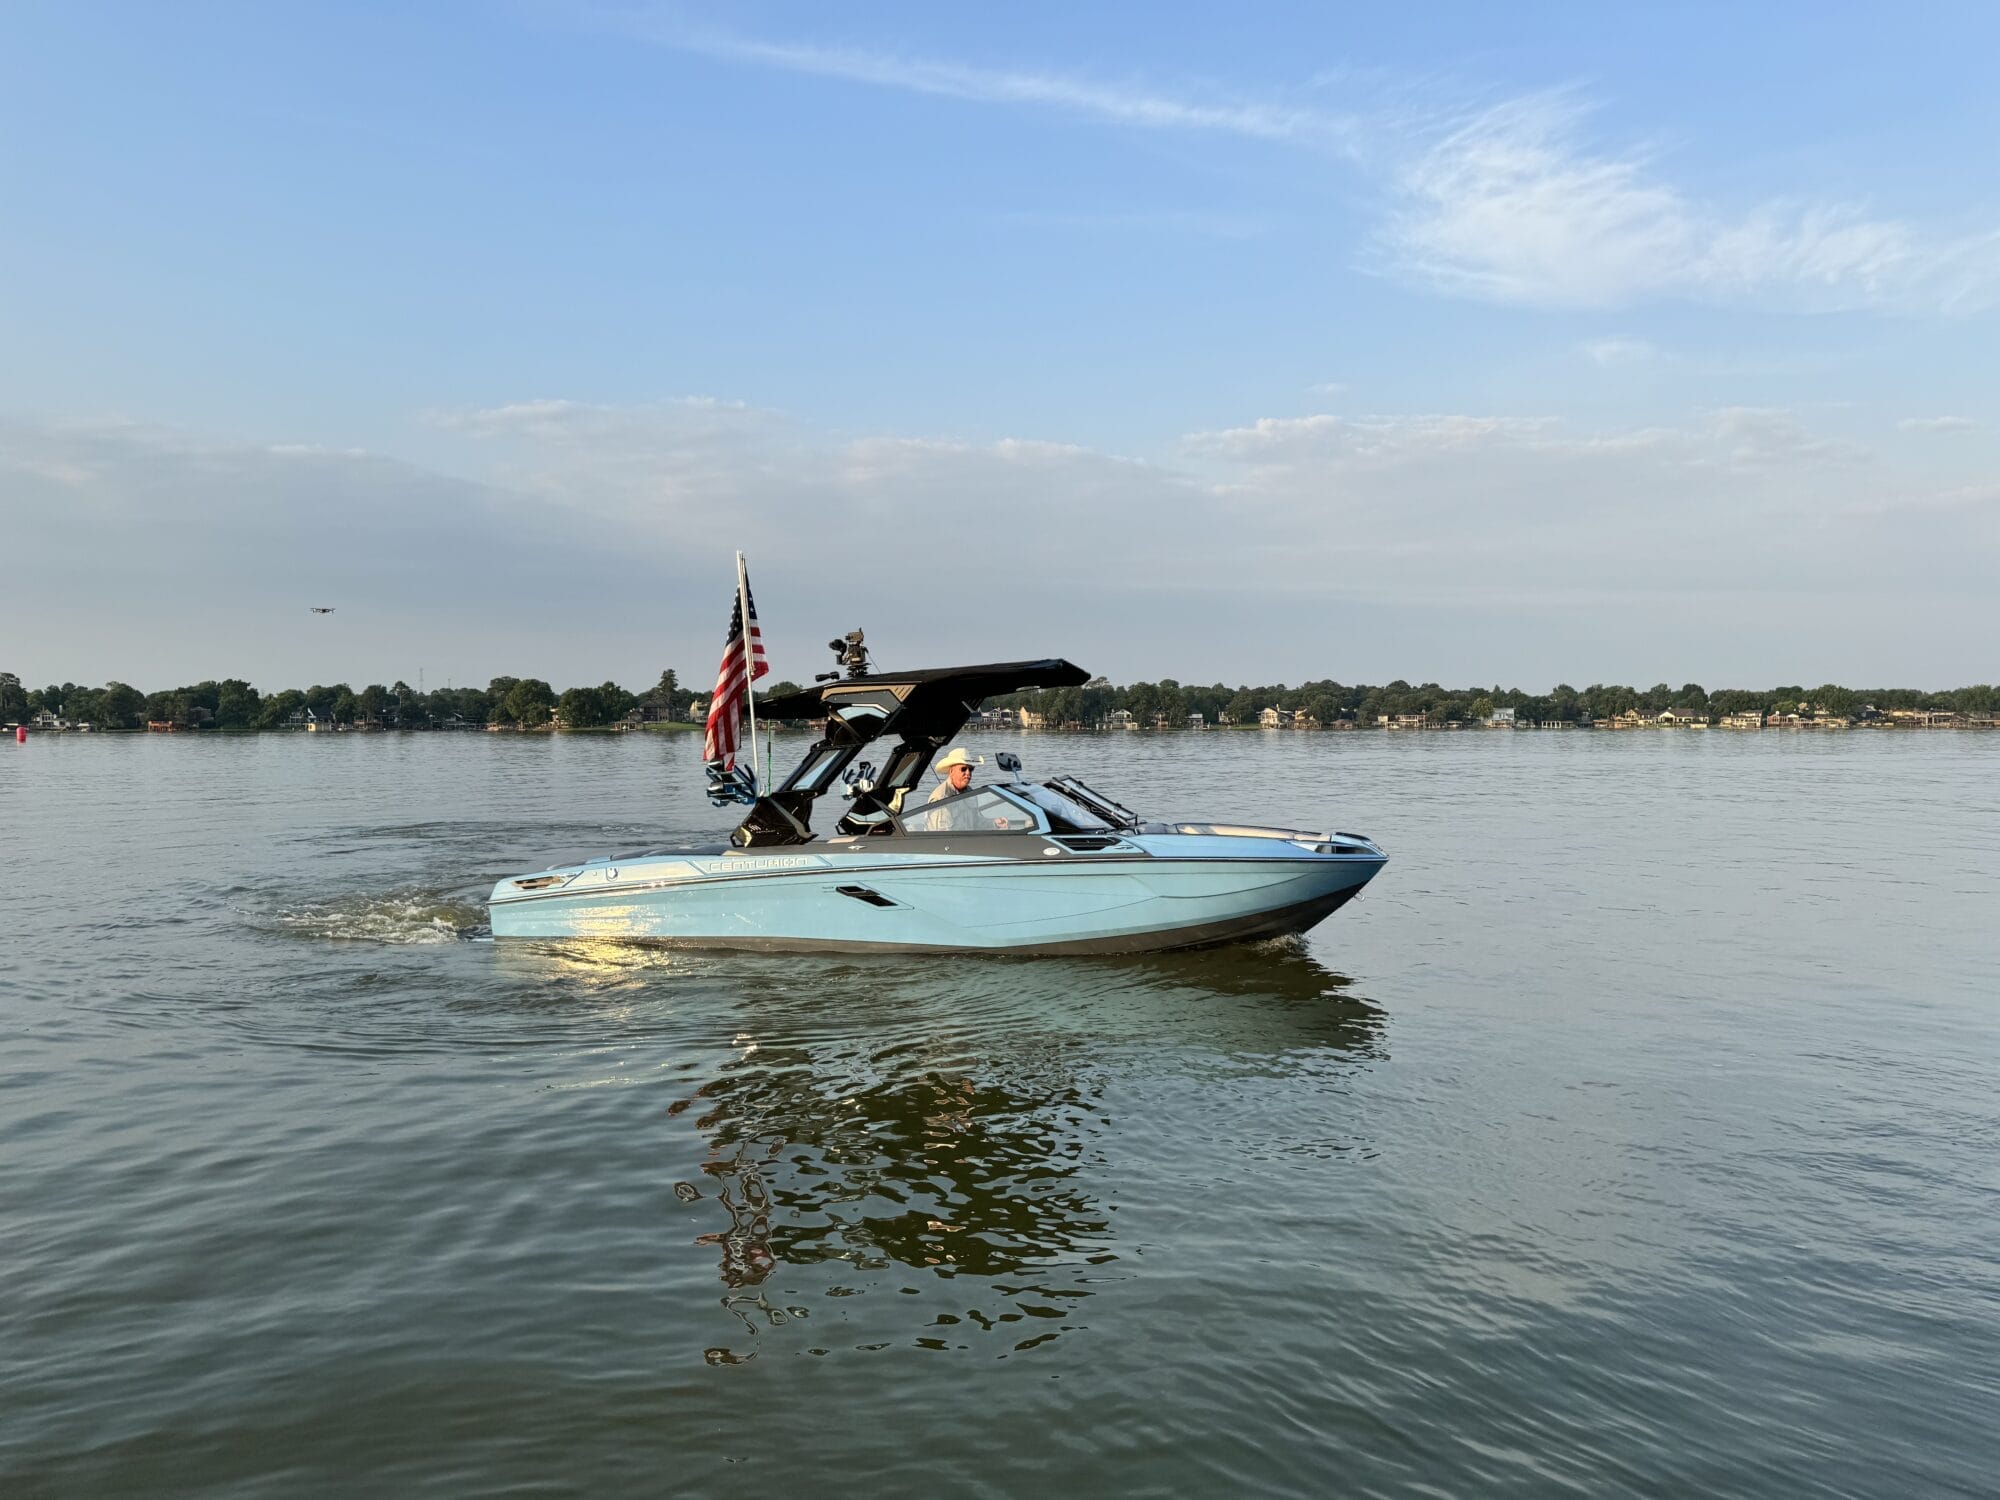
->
[{"left": 487, "top": 656, "right": 1386, "bottom": 953}]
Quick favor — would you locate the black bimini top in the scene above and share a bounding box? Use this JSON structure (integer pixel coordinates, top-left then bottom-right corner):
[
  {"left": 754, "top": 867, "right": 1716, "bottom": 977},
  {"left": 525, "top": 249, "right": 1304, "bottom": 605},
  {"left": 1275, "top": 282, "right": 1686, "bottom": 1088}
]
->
[{"left": 760, "top": 659, "right": 1089, "bottom": 737}]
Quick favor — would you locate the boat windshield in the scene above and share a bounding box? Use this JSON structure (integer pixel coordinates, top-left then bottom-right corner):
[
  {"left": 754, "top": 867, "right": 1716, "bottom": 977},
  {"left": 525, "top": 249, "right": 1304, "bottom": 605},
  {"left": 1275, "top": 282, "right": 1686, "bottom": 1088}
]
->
[
  {"left": 1042, "top": 775, "right": 1141, "bottom": 831},
  {"left": 1013, "top": 782, "right": 1113, "bottom": 831},
  {"left": 896, "top": 787, "right": 1048, "bottom": 836}
]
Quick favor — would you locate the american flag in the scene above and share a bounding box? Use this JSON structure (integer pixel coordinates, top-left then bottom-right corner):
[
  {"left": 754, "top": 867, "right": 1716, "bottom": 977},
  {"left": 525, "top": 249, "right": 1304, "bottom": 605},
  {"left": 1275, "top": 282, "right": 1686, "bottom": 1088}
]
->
[{"left": 703, "top": 578, "right": 768, "bottom": 768}]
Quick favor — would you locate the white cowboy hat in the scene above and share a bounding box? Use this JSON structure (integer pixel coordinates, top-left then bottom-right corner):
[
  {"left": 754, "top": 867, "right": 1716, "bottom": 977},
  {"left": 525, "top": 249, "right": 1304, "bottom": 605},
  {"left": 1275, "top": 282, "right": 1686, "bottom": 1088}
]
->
[{"left": 934, "top": 747, "right": 982, "bottom": 773}]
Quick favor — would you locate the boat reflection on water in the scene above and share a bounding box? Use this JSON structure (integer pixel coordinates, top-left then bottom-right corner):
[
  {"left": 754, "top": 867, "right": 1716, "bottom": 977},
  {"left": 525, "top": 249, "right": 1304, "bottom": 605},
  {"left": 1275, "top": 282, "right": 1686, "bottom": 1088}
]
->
[{"left": 496, "top": 940, "right": 1386, "bottom": 1362}]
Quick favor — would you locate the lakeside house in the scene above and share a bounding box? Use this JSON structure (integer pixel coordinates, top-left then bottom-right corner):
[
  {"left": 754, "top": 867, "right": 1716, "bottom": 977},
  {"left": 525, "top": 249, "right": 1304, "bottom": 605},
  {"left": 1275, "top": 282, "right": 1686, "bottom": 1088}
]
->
[
  {"left": 1107, "top": 709, "right": 1138, "bottom": 730},
  {"left": 1609, "top": 707, "right": 1710, "bottom": 729},
  {"left": 1768, "top": 708, "right": 1844, "bottom": 728},
  {"left": 1722, "top": 710, "right": 1766, "bottom": 729},
  {"left": 1256, "top": 706, "right": 1323, "bottom": 728},
  {"left": 144, "top": 706, "right": 211, "bottom": 732},
  {"left": 1886, "top": 708, "right": 1959, "bottom": 727},
  {"left": 961, "top": 707, "right": 1045, "bottom": 730},
  {"left": 1488, "top": 707, "right": 1517, "bottom": 727},
  {"left": 969, "top": 706, "right": 1051, "bottom": 730}
]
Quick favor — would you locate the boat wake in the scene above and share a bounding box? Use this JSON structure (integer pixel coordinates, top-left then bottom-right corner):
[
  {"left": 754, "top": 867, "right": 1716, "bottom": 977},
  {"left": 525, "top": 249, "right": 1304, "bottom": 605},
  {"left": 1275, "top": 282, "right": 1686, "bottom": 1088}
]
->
[{"left": 263, "top": 889, "right": 488, "bottom": 945}]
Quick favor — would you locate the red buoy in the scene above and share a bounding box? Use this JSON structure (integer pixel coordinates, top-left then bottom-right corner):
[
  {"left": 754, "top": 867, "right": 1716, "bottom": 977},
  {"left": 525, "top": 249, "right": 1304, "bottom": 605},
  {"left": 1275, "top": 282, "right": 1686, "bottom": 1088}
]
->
[{"left": 14, "top": 726, "right": 24, "bottom": 743}]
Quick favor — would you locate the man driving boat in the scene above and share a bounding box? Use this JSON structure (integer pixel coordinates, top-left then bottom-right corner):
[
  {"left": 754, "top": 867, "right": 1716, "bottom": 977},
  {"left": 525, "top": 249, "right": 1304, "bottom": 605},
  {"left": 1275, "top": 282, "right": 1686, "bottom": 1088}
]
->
[{"left": 928, "top": 747, "right": 980, "bottom": 803}]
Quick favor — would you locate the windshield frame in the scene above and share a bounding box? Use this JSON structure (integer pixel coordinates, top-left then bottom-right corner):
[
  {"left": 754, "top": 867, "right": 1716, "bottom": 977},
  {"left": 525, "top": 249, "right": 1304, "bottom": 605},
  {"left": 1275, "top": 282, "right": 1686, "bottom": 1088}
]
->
[{"left": 891, "top": 784, "right": 1052, "bottom": 837}]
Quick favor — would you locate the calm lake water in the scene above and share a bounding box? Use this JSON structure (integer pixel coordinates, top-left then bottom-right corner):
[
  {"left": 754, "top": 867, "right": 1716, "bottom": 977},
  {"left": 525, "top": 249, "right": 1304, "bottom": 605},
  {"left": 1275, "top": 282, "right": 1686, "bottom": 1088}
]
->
[{"left": 3, "top": 729, "right": 1996, "bottom": 1497}]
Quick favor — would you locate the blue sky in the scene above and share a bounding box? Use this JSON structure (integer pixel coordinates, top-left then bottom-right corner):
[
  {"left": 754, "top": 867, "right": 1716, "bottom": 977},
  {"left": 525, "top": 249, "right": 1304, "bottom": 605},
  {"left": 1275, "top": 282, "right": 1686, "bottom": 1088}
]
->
[{"left": 4, "top": 1, "right": 1996, "bottom": 691}]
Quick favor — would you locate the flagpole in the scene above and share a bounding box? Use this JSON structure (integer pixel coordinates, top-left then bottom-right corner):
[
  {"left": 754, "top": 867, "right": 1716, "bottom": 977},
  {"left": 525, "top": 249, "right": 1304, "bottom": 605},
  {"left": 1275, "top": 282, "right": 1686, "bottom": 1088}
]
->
[{"left": 736, "top": 550, "right": 761, "bottom": 793}]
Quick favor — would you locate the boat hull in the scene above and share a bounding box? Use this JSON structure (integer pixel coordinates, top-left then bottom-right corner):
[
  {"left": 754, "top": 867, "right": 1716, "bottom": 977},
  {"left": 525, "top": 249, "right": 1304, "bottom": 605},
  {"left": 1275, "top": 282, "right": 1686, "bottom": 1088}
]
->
[{"left": 487, "top": 837, "right": 1385, "bottom": 954}]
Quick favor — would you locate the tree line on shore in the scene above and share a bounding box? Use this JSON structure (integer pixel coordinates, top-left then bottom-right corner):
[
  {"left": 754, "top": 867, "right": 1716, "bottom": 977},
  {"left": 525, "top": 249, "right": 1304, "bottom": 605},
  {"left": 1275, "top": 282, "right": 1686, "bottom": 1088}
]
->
[
  {"left": 6, "top": 668, "right": 1995, "bottom": 733},
  {"left": 0, "top": 671, "right": 702, "bottom": 731},
  {"left": 1007, "top": 677, "right": 2000, "bottom": 728}
]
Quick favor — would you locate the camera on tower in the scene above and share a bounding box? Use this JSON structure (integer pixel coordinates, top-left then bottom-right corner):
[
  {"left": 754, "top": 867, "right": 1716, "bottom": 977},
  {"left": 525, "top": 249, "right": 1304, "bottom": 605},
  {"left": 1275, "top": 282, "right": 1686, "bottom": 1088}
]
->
[{"left": 818, "top": 628, "right": 871, "bottom": 681}]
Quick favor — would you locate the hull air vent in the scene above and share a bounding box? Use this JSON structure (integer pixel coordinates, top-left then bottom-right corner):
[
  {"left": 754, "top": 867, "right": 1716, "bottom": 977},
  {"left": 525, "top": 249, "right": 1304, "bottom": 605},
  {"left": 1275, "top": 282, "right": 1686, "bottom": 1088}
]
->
[
  {"left": 1052, "top": 836, "right": 1124, "bottom": 852},
  {"left": 836, "top": 885, "right": 900, "bottom": 908}
]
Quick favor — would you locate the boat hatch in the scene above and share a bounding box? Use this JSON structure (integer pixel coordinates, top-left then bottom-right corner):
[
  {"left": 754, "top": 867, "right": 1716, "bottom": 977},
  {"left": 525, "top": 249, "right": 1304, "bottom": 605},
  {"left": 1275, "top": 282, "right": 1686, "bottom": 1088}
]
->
[
  {"left": 511, "top": 874, "right": 570, "bottom": 890},
  {"left": 835, "top": 885, "right": 901, "bottom": 908}
]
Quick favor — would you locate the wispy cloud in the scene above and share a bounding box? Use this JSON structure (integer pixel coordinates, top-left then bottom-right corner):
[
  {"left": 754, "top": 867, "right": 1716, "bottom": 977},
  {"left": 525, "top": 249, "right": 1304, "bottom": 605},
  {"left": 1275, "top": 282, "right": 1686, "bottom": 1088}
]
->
[
  {"left": 428, "top": 395, "right": 754, "bottom": 441},
  {"left": 1898, "top": 415, "right": 1983, "bottom": 434},
  {"left": 1378, "top": 92, "right": 2000, "bottom": 313},
  {"left": 616, "top": 20, "right": 2000, "bottom": 315},
  {"left": 636, "top": 20, "right": 1360, "bottom": 152},
  {"left": 1706, "top": 406, "right": 1871, "bottom": 469},
  {"left": 1381, "top": 94, "right": 1693, "bottom": 308}
]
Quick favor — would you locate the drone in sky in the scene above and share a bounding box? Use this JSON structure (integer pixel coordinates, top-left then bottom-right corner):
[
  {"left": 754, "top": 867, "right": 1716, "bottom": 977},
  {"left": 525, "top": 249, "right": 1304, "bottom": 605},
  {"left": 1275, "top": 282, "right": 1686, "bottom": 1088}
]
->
[{"left": 309, "top": 607, "right": 335, "bottom": 614}]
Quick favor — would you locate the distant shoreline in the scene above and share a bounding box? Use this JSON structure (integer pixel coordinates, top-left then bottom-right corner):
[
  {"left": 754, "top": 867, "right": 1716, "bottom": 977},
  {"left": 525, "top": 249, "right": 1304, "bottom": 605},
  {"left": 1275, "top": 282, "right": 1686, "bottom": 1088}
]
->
[
  {"left": 14, "top": 716, "right": 1996, "bottom": 738},
  {"left": 6, "top": 670, "right": 1995, "bottom": 737},
  {"left": 8, "top": 721, "right": 706, "bottom": 737}
]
